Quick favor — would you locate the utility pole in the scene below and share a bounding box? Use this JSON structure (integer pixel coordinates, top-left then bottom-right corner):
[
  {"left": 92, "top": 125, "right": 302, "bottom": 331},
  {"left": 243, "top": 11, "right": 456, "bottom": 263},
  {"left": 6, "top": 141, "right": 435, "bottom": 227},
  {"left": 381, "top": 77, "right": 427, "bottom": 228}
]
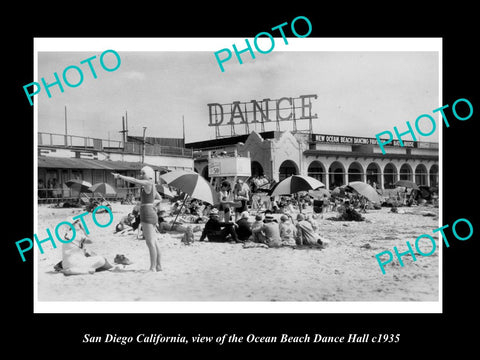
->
[
  {"left": 142, "top": 126, "right": 147, "bottom": 163},
  {"left": 64, "top": 106, "right": 68, "bottom": 146}
]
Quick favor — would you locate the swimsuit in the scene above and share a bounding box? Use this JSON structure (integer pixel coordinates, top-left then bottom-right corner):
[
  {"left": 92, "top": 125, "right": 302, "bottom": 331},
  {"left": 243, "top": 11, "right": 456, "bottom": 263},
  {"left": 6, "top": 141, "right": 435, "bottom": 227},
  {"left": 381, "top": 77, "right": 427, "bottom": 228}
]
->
[{"left": 140, "top": 185, "right": 158, "bottom": 225}]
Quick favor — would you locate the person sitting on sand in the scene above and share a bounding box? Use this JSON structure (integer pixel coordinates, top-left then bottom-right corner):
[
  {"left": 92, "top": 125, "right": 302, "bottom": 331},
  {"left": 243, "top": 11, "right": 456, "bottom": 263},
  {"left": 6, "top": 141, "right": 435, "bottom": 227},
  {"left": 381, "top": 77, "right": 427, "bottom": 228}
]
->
[
  {"left": 199, "top": 208, "right": 238, "bottom": 242},
  {"left": 279, "top": 214, "right": 297, "bottom": 247},
  {"left": 114, "top": 213, "right": 136, "bottom": 234},
  {"left": 252, "top": 214, "right": 282, "bottom": 248},
  {"left": 250, "top": 214, "right": 264, "bottom": 243},
  {"left": 339, "top": 200, "right": 365, "bottom": 221},
  {"left": 235, "top": 210, "right": 252, "bottom": 242},
  {"left": 296, "top": 213, "right": 323, "bottom": 247},
  {"left": 59, "top": 219, "right": 113, "bottom": 276}
]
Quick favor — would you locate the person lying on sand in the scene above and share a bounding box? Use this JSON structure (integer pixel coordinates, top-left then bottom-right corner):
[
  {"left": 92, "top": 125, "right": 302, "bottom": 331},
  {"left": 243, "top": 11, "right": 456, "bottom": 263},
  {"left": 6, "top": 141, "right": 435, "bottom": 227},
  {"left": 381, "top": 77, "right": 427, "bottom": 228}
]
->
[
  {"left": 156, "top": 210, "right": 203, "bottom": 234},
  {"left": 56, "top": 219, "right": 113, "bottom": 276}
]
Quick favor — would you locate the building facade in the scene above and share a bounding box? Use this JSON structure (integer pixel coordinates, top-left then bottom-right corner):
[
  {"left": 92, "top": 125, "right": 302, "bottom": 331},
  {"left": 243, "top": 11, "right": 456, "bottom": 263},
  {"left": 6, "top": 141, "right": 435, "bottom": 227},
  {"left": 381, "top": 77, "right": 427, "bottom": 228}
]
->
[
  {"left": 38, "top": 132, "right": 194, "bottom": 201},
  {"left": 187, "top": 131, "right": 439, "bottom": 190}
]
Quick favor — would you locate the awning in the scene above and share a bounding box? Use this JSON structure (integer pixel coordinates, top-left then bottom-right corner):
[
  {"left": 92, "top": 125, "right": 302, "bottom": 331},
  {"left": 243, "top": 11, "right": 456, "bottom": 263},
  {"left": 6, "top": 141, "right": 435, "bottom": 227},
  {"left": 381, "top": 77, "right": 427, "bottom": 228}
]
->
[{"left": 38, "top": 156, "right": 168, "bottom": 172}]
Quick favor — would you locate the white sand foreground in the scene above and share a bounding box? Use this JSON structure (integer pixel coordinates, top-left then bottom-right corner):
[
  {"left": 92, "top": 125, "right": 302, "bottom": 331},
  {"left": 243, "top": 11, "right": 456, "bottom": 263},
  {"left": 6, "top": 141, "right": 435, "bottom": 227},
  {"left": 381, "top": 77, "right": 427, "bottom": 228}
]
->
[{"left": 36, "top": 203, "right": 439, "bottom": 303}]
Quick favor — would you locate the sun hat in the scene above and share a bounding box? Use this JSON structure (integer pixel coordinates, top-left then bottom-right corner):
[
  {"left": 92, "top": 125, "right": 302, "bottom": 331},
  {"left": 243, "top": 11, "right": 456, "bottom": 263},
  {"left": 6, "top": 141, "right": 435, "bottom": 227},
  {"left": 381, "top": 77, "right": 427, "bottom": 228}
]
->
[{"left": 210, "top": 208, "right": 219, "bottom": 216}]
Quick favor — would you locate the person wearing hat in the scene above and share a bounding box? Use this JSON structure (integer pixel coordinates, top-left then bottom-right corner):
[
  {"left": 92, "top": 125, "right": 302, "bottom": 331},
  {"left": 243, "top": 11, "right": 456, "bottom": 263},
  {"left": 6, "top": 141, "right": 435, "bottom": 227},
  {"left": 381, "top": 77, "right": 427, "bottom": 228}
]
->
[
  {"left": 252, "top": 214, "right": 281, "bottom": 248},
  {"left": 199, "top": 208, "right": 238, "bottom": 242},
  {"left": 235, "top": 211, "right": 252, "bottom": 241}
]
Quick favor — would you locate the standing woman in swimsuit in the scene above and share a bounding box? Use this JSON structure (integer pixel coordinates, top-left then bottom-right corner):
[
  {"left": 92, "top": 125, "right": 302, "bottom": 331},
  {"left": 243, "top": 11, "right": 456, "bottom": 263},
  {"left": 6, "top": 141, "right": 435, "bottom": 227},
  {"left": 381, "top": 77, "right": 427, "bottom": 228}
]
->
[{"left": 113, "top": 166, "right": 162, "bottom": 272}]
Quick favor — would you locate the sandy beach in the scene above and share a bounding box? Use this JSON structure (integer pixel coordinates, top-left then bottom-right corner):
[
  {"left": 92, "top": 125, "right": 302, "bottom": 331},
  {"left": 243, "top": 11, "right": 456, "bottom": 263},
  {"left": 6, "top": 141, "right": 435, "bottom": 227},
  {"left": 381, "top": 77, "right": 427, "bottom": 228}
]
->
[{"left": 36, "top": 202, "right": 439, "bottom": 303}]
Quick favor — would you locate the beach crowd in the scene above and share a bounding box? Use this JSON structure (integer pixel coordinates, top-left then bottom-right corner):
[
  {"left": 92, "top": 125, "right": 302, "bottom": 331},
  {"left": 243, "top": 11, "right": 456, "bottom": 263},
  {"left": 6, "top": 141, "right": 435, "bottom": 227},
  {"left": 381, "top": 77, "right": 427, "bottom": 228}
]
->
[{"left": 51, "top": 168, "right": 438, "bottom": 275}]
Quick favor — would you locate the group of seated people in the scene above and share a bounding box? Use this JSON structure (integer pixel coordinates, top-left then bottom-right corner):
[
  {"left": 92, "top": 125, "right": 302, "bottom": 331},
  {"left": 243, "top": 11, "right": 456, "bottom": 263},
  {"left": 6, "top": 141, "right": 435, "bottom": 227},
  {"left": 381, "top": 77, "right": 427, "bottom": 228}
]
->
[
  {"left": 114, "top": 194, "right": 328, "bottom": 249},
  {"left": 199, "top": 209, "right": 327, "bottom": 248}
]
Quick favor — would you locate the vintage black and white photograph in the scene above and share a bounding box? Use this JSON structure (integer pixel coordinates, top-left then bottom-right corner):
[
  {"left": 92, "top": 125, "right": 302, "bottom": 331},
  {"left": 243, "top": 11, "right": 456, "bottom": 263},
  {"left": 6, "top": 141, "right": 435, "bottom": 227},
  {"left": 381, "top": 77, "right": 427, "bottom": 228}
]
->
[{"left": 33, "top": 38, "right": 441, "bottom": 312}]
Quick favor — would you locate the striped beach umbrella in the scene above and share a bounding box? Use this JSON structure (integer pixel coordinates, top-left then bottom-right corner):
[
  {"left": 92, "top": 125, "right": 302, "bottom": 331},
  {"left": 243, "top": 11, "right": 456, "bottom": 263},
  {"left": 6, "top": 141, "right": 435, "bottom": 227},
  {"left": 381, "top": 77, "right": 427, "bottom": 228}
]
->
[
  {"left": 270, "top": 175, "right": 325, "bottom": 197},
  {"left": 65, "top": 179, "right": 92, "bottom": 193},
  {"left": 155, "top": 184, "right": 174, "bottom": 198},
  {"left": 160, "top": 170, "right": 219, "bottom": 205}
]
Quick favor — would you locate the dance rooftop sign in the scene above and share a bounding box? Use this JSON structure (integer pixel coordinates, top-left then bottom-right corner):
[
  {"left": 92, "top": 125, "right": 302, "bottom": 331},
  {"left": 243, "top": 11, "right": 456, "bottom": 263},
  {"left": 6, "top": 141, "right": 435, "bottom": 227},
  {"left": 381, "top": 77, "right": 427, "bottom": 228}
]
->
[{"left": 208, "top": 94, "right": 318, "bottom": 137}]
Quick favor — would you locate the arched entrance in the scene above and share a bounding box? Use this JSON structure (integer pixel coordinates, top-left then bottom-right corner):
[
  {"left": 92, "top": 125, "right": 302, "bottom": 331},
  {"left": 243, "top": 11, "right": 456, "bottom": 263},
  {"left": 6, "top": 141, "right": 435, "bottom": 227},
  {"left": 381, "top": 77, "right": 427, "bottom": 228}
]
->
[
  {"left": 429, "top": 164, "right": 439, "bottom": 188},
  {"left": 399, "top": 164, "right": 413, "bottom": 181},
  {"left": 383, "top": 163, "right": 397, "bottom": 189},
  {"left": 329, "top": 161, "right": 345, "bottom": 189},
  {"left": 307, "top": 160, "right": 325, "bottom": 183},
  {"left": 415, "top": 164, "right": 428, "bottom": 186},
  {"left": 366, "top": 162, "right": 381, "bottom": 188},
  {"left": 278, "top": 160, "right": 298, "bottom": 181},
  {"left": 251, "top": 161, "right": 264, "bottom": 177},
  {"left": 347, "top": 161, "right": 364, "bottom": 183}
]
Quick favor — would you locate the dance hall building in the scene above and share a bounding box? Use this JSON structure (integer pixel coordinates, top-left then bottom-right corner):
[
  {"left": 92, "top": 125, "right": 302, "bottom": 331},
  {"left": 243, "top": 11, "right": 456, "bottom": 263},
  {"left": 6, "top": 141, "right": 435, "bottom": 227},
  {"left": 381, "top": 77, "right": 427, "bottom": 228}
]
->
[
  {"left": 187, "top": 130, "right": 439, "bottom": 190},
  {"left": 186, "top": 94, "right": 439, "bottom": 190}
]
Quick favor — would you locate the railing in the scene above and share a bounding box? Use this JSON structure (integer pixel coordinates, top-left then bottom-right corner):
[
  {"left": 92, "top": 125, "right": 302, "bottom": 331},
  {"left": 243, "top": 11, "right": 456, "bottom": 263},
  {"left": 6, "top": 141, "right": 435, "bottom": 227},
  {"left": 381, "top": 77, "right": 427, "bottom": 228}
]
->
[
  {"left": 37, "top": 186, "right": 144, "bottom": 204},
  {"left": 38, "top": 132, "right": 193, "bottom": 157}
]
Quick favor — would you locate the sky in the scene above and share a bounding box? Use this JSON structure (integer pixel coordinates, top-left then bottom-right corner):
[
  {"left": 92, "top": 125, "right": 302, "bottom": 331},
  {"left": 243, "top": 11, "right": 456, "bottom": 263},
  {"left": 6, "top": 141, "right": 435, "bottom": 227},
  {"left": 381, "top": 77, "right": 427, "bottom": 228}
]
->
[{"left": 36, "top": 39, "right": 440, "bottom": 144}]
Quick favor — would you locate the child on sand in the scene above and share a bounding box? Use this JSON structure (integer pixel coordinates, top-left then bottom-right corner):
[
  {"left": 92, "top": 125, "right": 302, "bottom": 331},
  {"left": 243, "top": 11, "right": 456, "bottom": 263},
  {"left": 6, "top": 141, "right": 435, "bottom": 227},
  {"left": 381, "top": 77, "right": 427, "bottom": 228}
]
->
[{"left": 279, "top": 214, "right": 297, "bottom": 247}]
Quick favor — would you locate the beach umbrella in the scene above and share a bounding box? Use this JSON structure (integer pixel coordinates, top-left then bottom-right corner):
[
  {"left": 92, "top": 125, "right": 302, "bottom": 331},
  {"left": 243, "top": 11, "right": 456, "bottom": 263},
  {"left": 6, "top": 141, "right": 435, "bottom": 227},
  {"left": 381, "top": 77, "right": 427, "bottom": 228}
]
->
[
  {"left": 270, "top": 175, "right": 325, "bottom": 197},
  {"left": 65, "top": 179, "right": 92, "bottom": 193},
  {"left": 156, "top": 184, "right": 174, "bottom": 199},
  {"left": 394, "top": 180, "right": 419, "bottom": 190},
  {"left": 346, "top": 181, "right": 382, "bottom": 203},
  {"left": 160, "top": 170, "right": 219, "bottom": 225},
  {"left": 309, "top": 188, "right": 331, "bottom": 199},
  {"left": 160, "top": 170, "right": 218, "bottom": 204},
  {"left": 89, "top": 182, "right": 116, "bottom": 195}
]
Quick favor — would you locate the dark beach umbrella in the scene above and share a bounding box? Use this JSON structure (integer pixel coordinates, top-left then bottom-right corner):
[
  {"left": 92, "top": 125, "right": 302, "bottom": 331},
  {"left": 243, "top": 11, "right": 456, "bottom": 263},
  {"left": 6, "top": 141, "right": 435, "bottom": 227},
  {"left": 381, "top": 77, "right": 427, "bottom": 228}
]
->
[
  {"left": 347, "top": 181, "right": 382, "bottom": 203},
  {"left": 394, "top": 180, "right": 419, "bottom": 190}
]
